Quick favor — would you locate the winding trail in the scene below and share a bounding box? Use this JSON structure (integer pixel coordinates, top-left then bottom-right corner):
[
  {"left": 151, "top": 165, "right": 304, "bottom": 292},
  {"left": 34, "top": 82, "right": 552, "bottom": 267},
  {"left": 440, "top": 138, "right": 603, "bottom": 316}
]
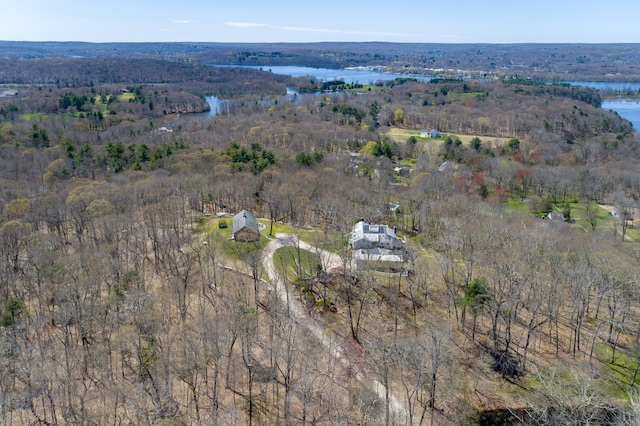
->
[{"left": 262, "top": 233, "right": 408, "bottom": 424}]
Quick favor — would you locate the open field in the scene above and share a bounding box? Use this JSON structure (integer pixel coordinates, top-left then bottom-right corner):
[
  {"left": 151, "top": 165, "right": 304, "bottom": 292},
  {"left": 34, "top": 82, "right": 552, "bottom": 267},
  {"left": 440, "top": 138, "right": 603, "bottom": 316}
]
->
[{"left": 385, "top": 126, "right": 513, "bottom": 147}]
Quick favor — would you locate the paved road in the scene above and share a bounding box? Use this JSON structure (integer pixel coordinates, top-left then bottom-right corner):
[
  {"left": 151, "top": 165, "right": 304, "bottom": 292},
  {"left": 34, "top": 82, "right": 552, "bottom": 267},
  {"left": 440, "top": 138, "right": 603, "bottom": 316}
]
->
[{"left": 262, "top": 233, "right": 408, "bottom": 424}]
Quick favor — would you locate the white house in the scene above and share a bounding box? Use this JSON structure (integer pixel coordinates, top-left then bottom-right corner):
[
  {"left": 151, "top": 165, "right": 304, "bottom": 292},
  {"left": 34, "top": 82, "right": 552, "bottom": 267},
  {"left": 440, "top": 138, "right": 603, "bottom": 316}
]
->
[{"left": 350, "top": 220, "right": 408, "bottom": 271}]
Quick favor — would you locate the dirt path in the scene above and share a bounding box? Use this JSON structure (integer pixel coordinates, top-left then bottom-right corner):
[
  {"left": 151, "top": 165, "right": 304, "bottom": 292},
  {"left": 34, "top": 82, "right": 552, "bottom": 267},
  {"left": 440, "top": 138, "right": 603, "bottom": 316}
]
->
[{"left": 262, "top": 233, "right": 408, "bottom": 424}]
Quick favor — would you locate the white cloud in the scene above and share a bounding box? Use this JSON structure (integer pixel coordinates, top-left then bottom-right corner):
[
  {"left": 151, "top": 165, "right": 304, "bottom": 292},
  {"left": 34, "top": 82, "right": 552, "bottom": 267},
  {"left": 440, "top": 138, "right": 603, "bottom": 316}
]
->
[
  {"left": 277, "top": 26, "right": 339, "bottom": 34},
  {"left": 224, "top": 22, "right": 413, "bottom": 38},
  {"left": 172, "top": 19, "right": 193, "bottom": 25},
  {"left": 225, "top": 22, "right": 268, "bottom": 28}
]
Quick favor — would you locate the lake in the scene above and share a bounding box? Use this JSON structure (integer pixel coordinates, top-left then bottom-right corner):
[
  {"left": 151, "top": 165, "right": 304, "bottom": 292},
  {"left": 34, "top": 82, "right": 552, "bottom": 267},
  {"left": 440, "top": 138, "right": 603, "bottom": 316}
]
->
[
  {"left": 565, "top": 81, "right": 640, "bottom": 92},
  {"left": 601, "top": 100, "right": 640, "bottom": 131},
  {"left": 565, "top": 82, "right": 640, "bottom": 132},
  {"left": 237, "top": 65, "right": 432, "bottom": 84}
]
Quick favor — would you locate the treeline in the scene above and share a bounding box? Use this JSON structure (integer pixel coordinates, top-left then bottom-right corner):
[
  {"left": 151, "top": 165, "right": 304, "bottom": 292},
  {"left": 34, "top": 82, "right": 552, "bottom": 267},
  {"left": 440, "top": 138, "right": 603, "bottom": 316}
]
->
[
  {"left": 0, "top": 84, "right": 208, "bottom": 119},
  {"left": 502, "top": 78, "right": 603, "bottom": 107},
  {"left": 0, "top": 58, "right": 292, "bottom": 97}
]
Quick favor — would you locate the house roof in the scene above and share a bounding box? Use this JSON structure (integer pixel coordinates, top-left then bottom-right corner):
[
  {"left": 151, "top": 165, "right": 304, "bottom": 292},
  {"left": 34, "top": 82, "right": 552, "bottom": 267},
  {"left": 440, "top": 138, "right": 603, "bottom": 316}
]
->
[
  {"left": 547, "top": 212, "right": 565, "bottom": 222},
  {"left": 352, "top": 220, "right": 395, "bottom": 239},
  {"left": 350, "top": 220, "right": 400, "bottom": 247},
  {"left": 232, "top": 210, "right": 259, "bottom": 234},
  {"left": 354, "top": 248, "right": 403, "bottom": 263}
]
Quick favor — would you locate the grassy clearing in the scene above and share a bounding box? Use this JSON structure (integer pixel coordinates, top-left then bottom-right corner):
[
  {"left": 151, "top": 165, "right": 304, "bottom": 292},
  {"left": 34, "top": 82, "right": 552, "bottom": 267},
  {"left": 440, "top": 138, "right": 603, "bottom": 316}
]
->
[
  {"left": 92, "top": 95, "right": 114, "bottom": 112},
  {"left": 569, "top": 203, "right": 639, "bottom": 241},
  {"left": 345, "top": 84, "right": 382, "bottom": 94},
  {"left": 386, "top": 127, "right": 443, "bottom": 143},
  {"left": 195, "top": 215, "right": 319, "bottom": 262},
  {"left": 385, "top": 127, "right": 512, "bottom": 148},
  {"left": 20, "top": 113, "right": 43, "bottom": 121},
  {"left": 624, "top": 224, "right": 640, "bottom": 241},
  {"left": 119, "top": 92, "right": 135, "bottom": 102},
  {"left": 505, "top": 199, "right": 530, "bottom": 215},
  {"left": 259, "top": 219, "right": 296, "bottom": 237},
  {"left": 273, "top": 246, "right": 321, "bottom": 283},
  {"left": 455, "top": 134, "right": 511, "bottom": 147},
  {"left": 570, "top": 202, "right": 610, "bottom": 232},
  {"left": 595, "top": 342, "right": 640, "bottom": 399}
]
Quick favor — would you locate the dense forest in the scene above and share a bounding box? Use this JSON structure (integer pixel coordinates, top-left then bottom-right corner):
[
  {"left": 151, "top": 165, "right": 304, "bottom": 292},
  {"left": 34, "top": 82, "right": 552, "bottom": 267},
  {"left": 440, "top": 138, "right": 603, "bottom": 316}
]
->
[{"left": 1, "top": 47, "right": 640, "bottom": 425}]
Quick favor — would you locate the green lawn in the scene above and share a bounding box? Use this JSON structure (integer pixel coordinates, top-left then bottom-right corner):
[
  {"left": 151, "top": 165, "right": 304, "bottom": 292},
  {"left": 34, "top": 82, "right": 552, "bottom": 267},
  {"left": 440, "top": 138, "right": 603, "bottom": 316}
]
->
[
  {"left": 385, "top": 127, "right": 512, "bottom": 149},
  {"left": 119, "top": 92, "right": 135, "bottom": 102},
  {"left": 20, "top": 113, "right": 43, "bottom": 120},
  {"left": 505, "top": 199, "right": 530, "bottom": 215},
  {"left": 196, "top": 215, "right": 319, "bottom": 261},
  {"left": 570, "top": 202, "right": 612, "bottom": 232},
  {"left": 93, "top": 95, "right": 114, "bottom": 112},
  {"left": 624, "top": 223, "right": 640, "bottom": 241},
  {"left": 595, "top": 342, "right": 640, "bottom": 399},
  {"left": 273, "top": 246, "right": 321, "bottom": 283},
  {"left": 345, "top": 84, "right": 382, "bottom": 94}
]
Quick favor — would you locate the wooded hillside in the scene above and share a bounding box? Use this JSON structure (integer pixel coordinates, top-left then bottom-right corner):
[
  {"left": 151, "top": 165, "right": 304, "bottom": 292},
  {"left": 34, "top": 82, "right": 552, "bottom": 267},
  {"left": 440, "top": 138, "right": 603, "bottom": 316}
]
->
[{"left": 1, "top": 52, "right": 640, "bottom": 425}]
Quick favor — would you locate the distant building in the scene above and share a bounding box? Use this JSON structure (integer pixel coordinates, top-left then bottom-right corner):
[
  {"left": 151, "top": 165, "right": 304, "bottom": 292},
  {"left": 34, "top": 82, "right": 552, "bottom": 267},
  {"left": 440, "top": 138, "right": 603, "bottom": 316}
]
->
[
  {"left": 439, "top": 160, "right": 455, "bottom": 172},
  {"left": 546, "top": 212, "right": 565, "bottom": 222},
  {"left": 420, "top": 128, "right": 441, "bottom": 138},
  {"left": 393, "top": 165, "right": 411, "bottom": 177},
  {"left": 611, "top": 207, "right": 634, "bottom": 222},
  {"left": 232, "top": 210, "right": 260, "bottom": 242}
]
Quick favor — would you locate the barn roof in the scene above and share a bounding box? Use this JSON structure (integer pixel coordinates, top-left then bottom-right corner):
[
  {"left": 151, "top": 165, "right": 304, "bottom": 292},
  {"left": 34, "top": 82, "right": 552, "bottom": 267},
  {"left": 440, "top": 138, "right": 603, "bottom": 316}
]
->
[{"left": 232, "top": 210, "right": 259, "bottom": 234}]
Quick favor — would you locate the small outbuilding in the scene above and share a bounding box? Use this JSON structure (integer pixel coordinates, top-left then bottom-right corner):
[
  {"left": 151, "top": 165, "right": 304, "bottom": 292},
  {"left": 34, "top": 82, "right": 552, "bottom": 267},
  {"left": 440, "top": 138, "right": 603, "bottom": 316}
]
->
[
  {"left": 546, "top": 212, "right": 565, "bottom": 222},
  {"left": 232, "top": 210, "right": 260, "bottom": 242},
  {"left": 394, "top": 165, "right": 411, "bottom": 177}
]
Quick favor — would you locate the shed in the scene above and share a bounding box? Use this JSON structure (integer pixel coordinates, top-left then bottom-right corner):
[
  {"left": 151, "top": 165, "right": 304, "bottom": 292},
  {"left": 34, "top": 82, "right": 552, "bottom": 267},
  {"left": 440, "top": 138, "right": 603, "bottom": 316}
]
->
[
  {"left": 394, "top": 165, "right": 411, "bottom": 177},
  {"left": 232, "top": 210, "right": 260, "bottom": 242},
  {"left": 547, "top": 212, "right": 565, "bottom": 222},
  {"left": 430, "top": 129, "right": 441, "bottom": 138}
]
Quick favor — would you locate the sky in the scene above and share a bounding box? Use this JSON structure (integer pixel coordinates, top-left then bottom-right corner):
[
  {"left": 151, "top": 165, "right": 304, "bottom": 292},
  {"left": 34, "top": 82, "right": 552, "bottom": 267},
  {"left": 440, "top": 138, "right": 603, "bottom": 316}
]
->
[{"left": 1, "top": 0, "right": 639, "bottom": 44}]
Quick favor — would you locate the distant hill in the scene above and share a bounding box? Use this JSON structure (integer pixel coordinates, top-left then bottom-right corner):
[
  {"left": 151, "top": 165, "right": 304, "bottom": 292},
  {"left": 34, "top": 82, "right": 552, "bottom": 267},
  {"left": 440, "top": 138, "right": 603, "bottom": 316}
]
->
[{"left": 2, "top": 41, "right": 640, "bottom": 81}]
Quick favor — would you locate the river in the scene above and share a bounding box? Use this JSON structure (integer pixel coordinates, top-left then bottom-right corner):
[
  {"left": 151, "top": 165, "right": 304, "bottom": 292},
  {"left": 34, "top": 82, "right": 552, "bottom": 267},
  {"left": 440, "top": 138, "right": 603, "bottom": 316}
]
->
[
  {"left": 564, "top": 81, "right": 640, "bottom": 92},
  {"left": 237, "top": 65, "right": 432, "bottom": 84}
]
